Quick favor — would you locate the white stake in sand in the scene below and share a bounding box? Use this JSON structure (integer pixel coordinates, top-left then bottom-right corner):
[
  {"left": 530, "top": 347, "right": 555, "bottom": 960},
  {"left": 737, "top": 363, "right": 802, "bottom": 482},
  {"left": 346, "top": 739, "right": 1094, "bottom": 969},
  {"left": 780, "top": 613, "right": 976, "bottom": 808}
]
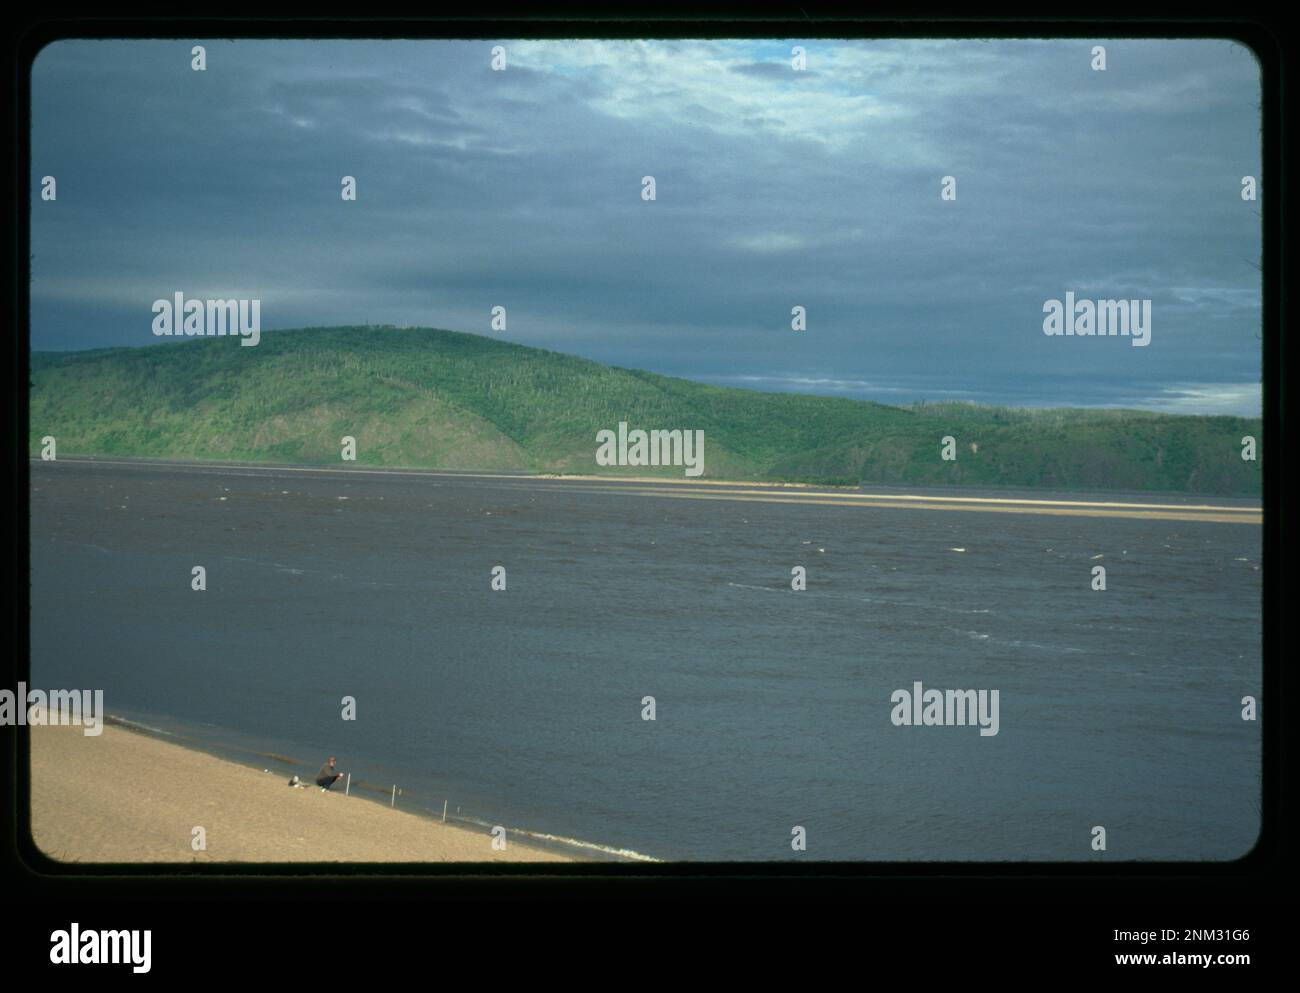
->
[{"left": 345, "top": 773, "right": 351, "bottom": 796}]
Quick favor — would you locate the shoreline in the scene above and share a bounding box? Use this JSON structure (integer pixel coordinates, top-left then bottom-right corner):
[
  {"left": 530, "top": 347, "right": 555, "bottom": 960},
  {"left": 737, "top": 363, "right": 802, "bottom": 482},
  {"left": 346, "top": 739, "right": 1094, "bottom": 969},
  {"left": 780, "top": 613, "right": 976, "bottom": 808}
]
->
[
  {"left": 31, "top": 454, "right": 1263, "bottom": 516},
  {"left": 29, "top": 714, "right": 607, "bottom": 864},
  {"left": 93, "top": 713, "right": 656, "bottom": 862}
]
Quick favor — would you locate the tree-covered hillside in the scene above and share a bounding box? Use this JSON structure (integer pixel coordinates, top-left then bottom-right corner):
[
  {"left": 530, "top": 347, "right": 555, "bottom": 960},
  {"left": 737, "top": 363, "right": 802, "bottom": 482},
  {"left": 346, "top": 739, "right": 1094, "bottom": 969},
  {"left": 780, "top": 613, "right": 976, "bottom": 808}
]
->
[{"left": 29, "top": 326, "right": 1262, "bottom": 495}]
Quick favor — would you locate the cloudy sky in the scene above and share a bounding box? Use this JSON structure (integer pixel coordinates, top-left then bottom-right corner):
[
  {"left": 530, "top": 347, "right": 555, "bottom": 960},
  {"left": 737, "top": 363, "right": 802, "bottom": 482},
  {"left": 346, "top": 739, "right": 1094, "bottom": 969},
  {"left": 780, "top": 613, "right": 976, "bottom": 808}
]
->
[{"left": 31, "top": 38, "right": 1262, "bottom": 414}]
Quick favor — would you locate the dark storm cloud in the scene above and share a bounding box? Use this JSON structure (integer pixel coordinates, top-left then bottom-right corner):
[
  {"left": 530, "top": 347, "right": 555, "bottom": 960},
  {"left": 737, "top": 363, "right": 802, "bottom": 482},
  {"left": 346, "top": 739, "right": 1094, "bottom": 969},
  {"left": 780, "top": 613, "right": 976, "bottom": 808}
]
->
[{"left": 30, "top": 38, "right": 1262, "bottom": 413}]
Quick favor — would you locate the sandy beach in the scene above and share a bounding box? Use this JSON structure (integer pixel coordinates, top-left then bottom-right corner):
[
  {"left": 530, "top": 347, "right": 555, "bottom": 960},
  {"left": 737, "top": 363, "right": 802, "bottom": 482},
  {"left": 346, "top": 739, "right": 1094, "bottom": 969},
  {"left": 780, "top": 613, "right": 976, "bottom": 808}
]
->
[{"left": 30, "top": 719, "right": 573, "bottom": 863}]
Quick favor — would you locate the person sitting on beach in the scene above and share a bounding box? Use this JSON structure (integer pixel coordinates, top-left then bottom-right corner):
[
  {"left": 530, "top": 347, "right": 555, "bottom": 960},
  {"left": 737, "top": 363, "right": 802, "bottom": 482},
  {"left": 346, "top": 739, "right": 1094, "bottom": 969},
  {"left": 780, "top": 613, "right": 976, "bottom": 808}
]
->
[{"left": 316, "top": 756, "right": 344, "bottom": 792}]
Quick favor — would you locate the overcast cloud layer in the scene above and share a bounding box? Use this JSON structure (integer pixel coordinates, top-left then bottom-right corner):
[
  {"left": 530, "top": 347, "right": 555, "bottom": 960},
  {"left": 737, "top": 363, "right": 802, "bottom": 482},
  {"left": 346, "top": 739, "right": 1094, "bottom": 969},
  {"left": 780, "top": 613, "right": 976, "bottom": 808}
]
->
[{"left": 31, "top": 39, "right": 1262, "bottom": 414}]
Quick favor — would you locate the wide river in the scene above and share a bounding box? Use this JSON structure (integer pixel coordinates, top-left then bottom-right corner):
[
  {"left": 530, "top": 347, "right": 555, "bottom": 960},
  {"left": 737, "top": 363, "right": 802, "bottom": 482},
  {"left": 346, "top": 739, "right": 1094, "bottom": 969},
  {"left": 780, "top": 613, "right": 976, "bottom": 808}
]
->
[{"left": 29, "top": 459, "right": 1263, "bottom": 861}]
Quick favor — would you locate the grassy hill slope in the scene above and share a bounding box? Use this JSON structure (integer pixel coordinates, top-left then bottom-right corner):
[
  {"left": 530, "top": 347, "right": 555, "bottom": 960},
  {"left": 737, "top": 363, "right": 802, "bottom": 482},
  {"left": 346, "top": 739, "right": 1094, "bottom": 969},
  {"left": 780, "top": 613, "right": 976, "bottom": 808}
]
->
[{"left": 29, "top": 326, "right": 1262, "bottom": 495}]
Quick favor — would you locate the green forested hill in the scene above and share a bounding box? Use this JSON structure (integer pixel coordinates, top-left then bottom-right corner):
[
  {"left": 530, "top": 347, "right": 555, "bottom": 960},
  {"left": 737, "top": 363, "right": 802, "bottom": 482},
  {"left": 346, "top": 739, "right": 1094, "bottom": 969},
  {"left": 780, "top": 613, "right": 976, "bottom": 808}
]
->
[{"left": 29, "top": 326, "right": 1262, "bottom": 495}]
